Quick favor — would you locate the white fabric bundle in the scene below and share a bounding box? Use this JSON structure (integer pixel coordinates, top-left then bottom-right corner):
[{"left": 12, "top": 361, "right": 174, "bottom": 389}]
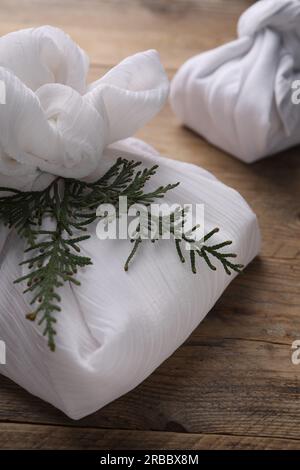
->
[
  {"left": 0, "top": 26, "right": 260, "bottom": 419},
  {"left": 0, "top": 25, "right": 169, "bottom": 190},
  {"left": 170, "top": 0, "right": 300, "bottom": 163}
]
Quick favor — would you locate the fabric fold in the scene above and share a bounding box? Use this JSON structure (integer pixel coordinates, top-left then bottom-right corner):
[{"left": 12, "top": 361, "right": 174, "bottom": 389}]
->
[{"left": 87, "top": 49, "right": 169, "bottom": 144}]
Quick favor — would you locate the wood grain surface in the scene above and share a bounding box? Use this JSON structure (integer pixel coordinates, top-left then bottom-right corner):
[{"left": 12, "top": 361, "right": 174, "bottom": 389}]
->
[{"left": 0, "top": 0, "right": 299, "bottom": 450}]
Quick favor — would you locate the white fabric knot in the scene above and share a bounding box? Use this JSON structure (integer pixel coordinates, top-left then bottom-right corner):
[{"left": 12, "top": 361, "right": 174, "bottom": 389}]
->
[
  {"left": 170, "top": 0, "right": 300, "bottom": 163},
  {"left": 238, "top": 0, "right": 300, "bottom": 36},
  {"left": 0, "top": 26, "right": 169, "bottom": 188}
]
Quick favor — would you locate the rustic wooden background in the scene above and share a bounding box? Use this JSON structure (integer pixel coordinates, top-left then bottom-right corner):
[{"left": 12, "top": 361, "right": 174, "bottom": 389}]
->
[{"left": 0, "top": 0, "right": 299, "bottom": 450}]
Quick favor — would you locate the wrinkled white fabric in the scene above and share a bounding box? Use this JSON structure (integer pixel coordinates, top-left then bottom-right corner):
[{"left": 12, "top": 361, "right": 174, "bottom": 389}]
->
[
  {"left": 170, "top": 0, "right": 300, "bottom": 163},
  {"left": 0, "top": 26, "right": 169, "bottom": 188},
  {"left": 0, "top": 25, "right": 260, "bottom": 419},
  {"left": 0, "top": 138, "right": 260, "bottom": 419}
]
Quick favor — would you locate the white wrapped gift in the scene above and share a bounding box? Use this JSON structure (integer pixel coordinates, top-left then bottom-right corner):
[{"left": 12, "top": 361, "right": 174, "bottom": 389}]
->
[
  {"left": 170, "top": 0, "right": 300, "bottom": 163},
  {"left": 0, "top": 26, "right": 260, "bottom": 419}
]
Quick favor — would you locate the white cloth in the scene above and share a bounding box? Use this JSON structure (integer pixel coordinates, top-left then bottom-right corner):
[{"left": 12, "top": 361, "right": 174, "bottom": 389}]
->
[
  {"left": 170, "top": 0, "right": 300, "bottom": 163},
  {"left": 0, "top": 137, "right": 260, "bottom": 419},
  {"left": 0, "top": 25, "right": 260, "bottom": 419},
  {"left": 0, "top": 26, "right": 169, "bottom": 189}
]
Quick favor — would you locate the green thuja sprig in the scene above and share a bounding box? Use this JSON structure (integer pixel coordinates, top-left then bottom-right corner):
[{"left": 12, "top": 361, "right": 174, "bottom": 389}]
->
[
  {"left": 0, "top": 158, "right": 243, "bottom": 351},
  {"left": 0, "top": 180, "right": 93, "bottom": 351},
  {"left": 123, "top": 207, "right": 244, "bottom": 275}
]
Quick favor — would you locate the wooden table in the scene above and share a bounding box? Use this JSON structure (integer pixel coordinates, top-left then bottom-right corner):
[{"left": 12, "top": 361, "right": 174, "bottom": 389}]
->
[{"left": 0, "top": 0, "right": 299, "bottom": 450}]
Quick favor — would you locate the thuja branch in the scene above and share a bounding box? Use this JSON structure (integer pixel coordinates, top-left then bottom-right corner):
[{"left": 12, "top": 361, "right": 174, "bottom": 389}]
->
[
  {"left": 0, "top": 158, "right": 243, "bottom": 351},
  {"left": 124, "top": 209, "right": 244, "bottom": 275},
  {"left": 10, "top": 181, "right": 92, "bottom": 351}
]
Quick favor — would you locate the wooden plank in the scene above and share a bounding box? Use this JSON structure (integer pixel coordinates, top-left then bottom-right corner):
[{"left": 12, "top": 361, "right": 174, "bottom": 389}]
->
[
  {"left": 1, "top": 422, "right": 300, "bottom": 450},
  {"left": 0, "top": 0, "right": 299, "bottom": 450},
  {"left": 0, "top": 338, "right": 300, "bottom": 440},
  {"left": 0, "top": 0, "right": 254, "bottom": 69},
  {"left": 191, "top": 258, "right": 300, "bottom": 346}
]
